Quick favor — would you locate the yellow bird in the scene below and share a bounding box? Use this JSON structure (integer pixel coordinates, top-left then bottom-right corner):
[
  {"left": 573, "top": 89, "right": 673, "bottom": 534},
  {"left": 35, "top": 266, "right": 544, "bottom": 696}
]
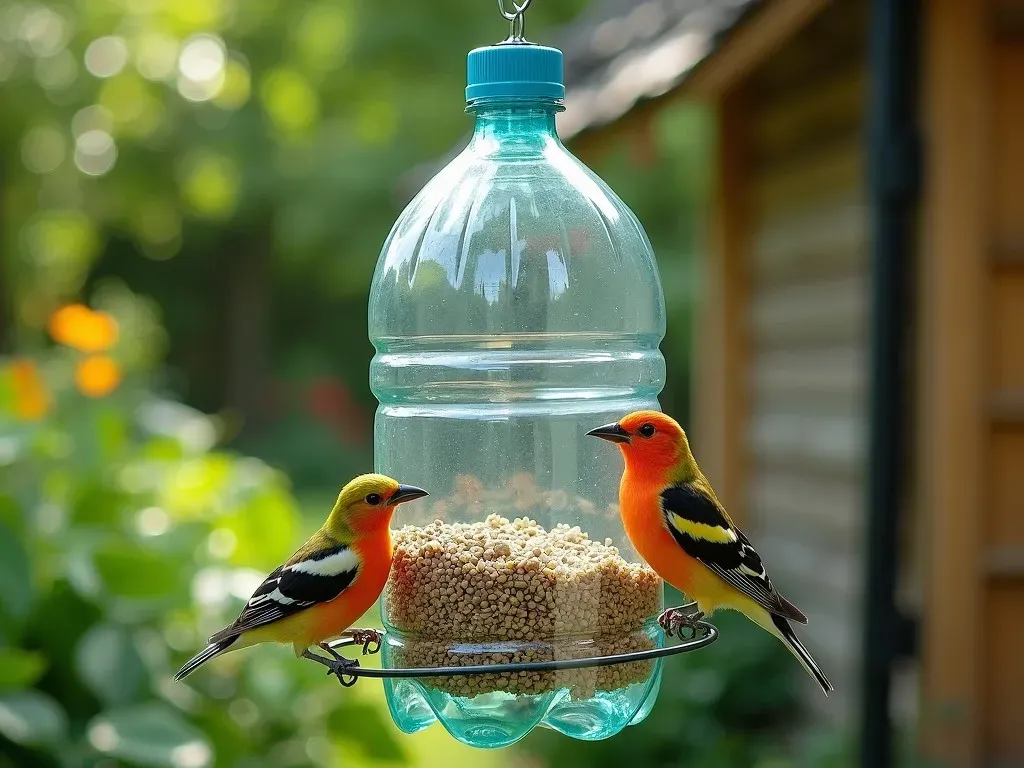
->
[{"left": 175, "top": 474, "right": 427, "bottom": 681}]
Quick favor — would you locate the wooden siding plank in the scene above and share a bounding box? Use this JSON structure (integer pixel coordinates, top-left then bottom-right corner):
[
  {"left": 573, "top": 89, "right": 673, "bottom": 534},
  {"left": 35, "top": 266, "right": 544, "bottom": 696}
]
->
[
  {"left": 989, "top": 271, "right": 1024, "bottom": 391},
  {"left": 749, "top": 468, "right": 864, "bottom": 550},
  {"left": 750, "top": 274, "right": 869, "bottom": 349},
  {"left": 693, "top": 90, "right": 750, "bottom": 523},
  {"left": 992, "top": 39, "right": 1024, "bottom": 256},
  {"left": 917, "top": 0, "right": 989, "bottom": 761},
  {"left": 749, "top": 410, "right": 866, "bottom": 475},
  {"left": 985, "top": 547, "right": 1024, "bottom": 577},
  {"left": 753, "top": 193, "right": 868, "bottom": 284},
  {"left": 983, "top": 584, "right": 1024, "bottom": 759},
  {"left": 990, "top": 428, "right": 1024, "bottom": 547},
  {"left": 752, "top": 345, "right": 867, "bottom": 402},
  {"left": 751, "top": 63, "right": 867, "bottom": 164},
  {"left": 754, "top": 135, "right": 864, "bottom": 216}
]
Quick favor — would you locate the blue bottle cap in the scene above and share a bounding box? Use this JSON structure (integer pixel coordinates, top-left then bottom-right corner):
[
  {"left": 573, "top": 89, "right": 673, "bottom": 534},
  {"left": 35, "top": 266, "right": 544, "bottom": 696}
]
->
[{"left": 466, "top": 44, "right": 564, "bottom": 103}]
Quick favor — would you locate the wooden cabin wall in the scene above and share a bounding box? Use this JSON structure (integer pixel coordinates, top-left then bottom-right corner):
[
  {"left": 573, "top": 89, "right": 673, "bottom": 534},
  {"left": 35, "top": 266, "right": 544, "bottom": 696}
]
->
[
  {"left": 919, "top": 0, "right": 1024, "bottom": 763},
  {"left": 735, "top": 0, "right": 870, "bottom": 716}
]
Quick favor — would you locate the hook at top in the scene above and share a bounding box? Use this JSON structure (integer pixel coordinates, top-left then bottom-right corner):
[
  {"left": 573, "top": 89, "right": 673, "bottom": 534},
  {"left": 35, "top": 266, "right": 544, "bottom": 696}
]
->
[{"left": 497, "top": 0, "right": 533, "bottom": 43}]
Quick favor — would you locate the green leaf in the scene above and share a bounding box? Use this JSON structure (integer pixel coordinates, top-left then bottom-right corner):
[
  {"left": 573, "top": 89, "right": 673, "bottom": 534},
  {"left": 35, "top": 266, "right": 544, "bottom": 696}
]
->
[
  {"left": 87, "top": 703, "right": 211, "bottom": 767},
  {"left": 0, "top": 691, "right": 67, "bottom": 746},
  {"left": 327, "top": 701, "right": 405, "bottom": 762},
  {"left": 93, "top": 544, "right": 183, "bottom": 599},
  {"left": 0, "top": 494, "right": 20, "bottom": 530},
  {"left": 71, "top": 481, "right": 133, "bottom": 528},
  {"left": 75, "top": 623, "right": 146, "bottom": 706},
  {"left": 0, "top": 520, "right": 33, "bottom": 621},
  {"left": 0, "top": 648, "right": 47, "bottom": 691}
]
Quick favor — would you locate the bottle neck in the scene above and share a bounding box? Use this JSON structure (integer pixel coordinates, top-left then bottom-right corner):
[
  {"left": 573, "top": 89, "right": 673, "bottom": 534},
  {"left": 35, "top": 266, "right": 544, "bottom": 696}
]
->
[{"left": 467, "top": 101, "right": 562, "bottom": 152}]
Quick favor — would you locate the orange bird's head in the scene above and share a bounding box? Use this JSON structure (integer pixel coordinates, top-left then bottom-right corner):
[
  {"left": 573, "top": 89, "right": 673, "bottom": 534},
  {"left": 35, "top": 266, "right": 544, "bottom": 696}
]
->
[{"left": 587, "top": 410, "right": 696, "bottom": 481}]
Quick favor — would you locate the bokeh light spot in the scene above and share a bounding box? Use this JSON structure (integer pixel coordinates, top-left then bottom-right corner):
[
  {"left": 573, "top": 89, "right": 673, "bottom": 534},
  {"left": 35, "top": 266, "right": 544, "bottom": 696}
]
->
[
  {"left": 176, "top": 33, "right": 224, "bottom": 102},
  {"left": 133, "top": 199, "right": 181, "bottom": 247},
  {"left": 136, "top": 506, "right": 170, "bottom": 536},
  {"left": 49, "top": 304, "right": 119, "bottom": 352},
  {"left": 134, "top": 32, "right": 178, "bottom": 81},
  {"left": 84, "top": 36, "right": 128, "bottom": 78},
  {"left": 19, "top": 6, "right": 67, "bottom": 57},
  {"left": 355, "top": 98, "right": 398, "bottom": 147},
  {"left": 207, "top": 527, "right": 236, "bottom": 559},
  {"left": 259, "top": 68, "right": 317, "bottom": 135},
  {"left": 179, "top": 152, "right": 239, "bottom": 219},
  {"left": 21, "top": 124, "right": 65, "bottom": 173},
  {"left": 170, "top": 741, "right": 211, "bottom": 768},
  {"left": 75, "top": 355, "right": 122, "bottom": 398},
  {"left": 10, "top": 358, "right": 50, "bottom": 421},
  {"left": 25, "top": 210, "right": 100, "bottom": 282},
  {"left": 295, "top": 3, "right": 351, "bottom": 72},
  {"left": 87, "top": 722, "right": 119, "bottom": 752},
  {"left": 72, "top": 104, "right": 114, "bottom": 137},
  {"left": 74, "top": 129, "right": 117, "bottom": 176},
  {"left": 33, "top": 49, "right": 76, "bottom": 89},
  {"left": 212, "top": 56, "right": 249, "bottom": 109},
  {"left": 98, "top": 73, "right": 149, "bottom": 126}
]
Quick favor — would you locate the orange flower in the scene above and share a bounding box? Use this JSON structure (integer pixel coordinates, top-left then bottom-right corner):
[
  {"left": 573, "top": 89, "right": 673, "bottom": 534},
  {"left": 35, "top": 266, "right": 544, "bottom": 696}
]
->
[
  {"left": 75, "top": 355, "right": 122, "bottom": 397},
  {"left": 49, "top": 304, "right": 119, "bottom": 352},
  {"left": 11, "top": 359, "right": 50, "bottom": 420}
]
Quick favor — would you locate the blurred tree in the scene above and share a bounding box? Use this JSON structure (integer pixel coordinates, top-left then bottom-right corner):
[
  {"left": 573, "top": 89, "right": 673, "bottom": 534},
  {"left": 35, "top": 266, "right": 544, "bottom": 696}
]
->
[{"left": 0, "top": 0, "right": 588, "bottom": 431}]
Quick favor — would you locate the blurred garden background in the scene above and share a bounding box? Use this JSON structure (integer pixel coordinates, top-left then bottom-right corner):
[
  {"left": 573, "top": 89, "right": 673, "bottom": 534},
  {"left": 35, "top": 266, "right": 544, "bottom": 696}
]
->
[
  {"left": 3, "top": 0, "right": 981, "bottom": 764},
  {"left": 0, "top": 2, "right": 788, "bottom": 766}
]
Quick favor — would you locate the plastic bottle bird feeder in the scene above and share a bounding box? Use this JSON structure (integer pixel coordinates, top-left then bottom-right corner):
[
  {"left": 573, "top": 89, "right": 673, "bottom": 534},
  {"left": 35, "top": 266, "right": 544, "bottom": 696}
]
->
[{"left": 350, "top": 0, "right": 718, "bottom": 748}]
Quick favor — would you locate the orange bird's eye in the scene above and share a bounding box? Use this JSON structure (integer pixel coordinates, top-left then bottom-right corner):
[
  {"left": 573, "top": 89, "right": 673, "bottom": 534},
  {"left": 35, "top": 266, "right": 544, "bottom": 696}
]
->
[
  {"left": 365, "top": 493, "right": 382, "bottom": 505},
  {"left": 638, "top": 423, "right": 656, "bottom": 438}
]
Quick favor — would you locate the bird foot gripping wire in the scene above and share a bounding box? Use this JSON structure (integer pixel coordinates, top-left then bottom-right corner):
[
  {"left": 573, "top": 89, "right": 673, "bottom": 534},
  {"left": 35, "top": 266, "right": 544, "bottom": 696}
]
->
[
  {"left": 302, "top": 628, "right": 384, "bottom": 687},
  {"left": 658, "top": 605, "right": 707, "bottom": 640}
]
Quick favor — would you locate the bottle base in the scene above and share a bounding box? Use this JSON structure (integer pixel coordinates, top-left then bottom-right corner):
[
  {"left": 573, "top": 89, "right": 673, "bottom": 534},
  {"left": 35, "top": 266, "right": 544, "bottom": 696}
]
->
[{"left": 383, "top": 663, "right": 662, "bottom": 748}]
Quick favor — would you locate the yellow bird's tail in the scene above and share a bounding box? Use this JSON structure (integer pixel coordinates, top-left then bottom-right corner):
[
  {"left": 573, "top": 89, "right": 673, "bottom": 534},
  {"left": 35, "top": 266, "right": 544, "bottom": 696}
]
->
[{"left": 174, "top": 637, "right": 236, "bottom": 680}]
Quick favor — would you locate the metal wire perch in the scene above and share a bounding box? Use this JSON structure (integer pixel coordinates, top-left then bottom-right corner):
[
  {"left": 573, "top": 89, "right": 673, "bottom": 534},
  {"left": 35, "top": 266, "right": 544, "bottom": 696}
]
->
[
  {"left": 497, "top": 0, "right": 532, "bottom": 44},
  {"left": 304, "top": 602, "right": 718, "bottom": 688}
]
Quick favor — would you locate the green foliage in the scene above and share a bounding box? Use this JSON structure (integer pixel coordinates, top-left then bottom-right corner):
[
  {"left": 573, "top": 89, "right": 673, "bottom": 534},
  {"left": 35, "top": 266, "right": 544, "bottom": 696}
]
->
[{"left": 0, "top": 351, "right": 410, "bottom": 767}]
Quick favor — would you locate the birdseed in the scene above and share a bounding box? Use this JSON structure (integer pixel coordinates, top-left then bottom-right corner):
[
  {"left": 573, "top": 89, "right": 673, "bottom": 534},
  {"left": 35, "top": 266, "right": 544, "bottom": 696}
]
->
[{"left": 384, "top": 513, "right": 662, "bottom": 697}]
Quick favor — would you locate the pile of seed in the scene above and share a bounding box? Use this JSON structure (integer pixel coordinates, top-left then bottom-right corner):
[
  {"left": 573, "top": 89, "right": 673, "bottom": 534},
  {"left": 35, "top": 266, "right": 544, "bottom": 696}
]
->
[{"left": 384, "top": 514, "right": 662, "bottom": 697}]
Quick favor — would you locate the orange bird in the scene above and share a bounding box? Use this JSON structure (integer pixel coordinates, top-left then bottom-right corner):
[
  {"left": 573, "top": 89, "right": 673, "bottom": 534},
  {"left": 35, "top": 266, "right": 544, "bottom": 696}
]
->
[
  {"left": 588, "top": 411, "right": 833, "bottom": 695},
  {"left": 175, "top": 474, "right": 427, "bottom": 681}
]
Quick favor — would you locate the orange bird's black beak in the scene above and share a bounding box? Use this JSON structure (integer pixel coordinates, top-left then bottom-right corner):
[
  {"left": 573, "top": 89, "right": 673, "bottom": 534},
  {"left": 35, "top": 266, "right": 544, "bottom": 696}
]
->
[{"left": 587, "top": 422, "right": 631, "bottom": 444}]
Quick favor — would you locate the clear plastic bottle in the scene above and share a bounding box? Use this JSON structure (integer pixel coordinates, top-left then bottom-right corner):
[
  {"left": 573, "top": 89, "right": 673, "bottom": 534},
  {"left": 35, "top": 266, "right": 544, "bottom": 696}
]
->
[{"left": 369, "top": 42, "right": 667, "bottom": 748}]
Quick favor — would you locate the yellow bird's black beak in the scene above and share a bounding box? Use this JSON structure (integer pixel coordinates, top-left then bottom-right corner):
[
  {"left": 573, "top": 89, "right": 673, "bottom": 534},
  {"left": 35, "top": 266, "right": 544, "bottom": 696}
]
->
[
  {"left": 586, "top": 422, "right": 631, "bottom": 444},
  {"left": 391, "top": 485, "right": 429, "bottom": 505}
]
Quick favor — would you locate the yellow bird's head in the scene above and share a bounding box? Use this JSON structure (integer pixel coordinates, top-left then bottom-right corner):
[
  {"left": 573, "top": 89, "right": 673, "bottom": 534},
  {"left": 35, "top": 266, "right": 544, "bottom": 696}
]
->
[{"left": 326, "top": 473, "right": 428, "bottom": 538}]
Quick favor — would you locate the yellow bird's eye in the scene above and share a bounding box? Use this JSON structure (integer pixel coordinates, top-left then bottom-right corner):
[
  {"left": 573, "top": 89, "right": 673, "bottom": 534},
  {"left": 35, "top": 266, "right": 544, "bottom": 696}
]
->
[
  {"left": 365, "top": 493, "right": 382, "bottom": 505},
  {"left": 638, "top": 423, "right": 656, "bottom": 438}
]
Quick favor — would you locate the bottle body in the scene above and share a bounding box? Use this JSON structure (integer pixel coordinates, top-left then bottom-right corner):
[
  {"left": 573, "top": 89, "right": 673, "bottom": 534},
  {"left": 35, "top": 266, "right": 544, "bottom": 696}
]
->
[{"left": 369, "top": 103, "right": 667, "bottom": 747}]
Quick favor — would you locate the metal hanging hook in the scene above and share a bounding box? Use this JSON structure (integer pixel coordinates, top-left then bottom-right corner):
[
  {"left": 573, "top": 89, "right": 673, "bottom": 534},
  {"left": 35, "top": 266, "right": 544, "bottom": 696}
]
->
[{"left": 497, "top": 0, "right": 532, "bottom": 43}]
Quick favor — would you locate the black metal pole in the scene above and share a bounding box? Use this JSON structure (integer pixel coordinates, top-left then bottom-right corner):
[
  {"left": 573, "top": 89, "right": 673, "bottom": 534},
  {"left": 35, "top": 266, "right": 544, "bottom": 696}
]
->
[{"left": 862, "top": 0, "right": 920, "bottom": 766}]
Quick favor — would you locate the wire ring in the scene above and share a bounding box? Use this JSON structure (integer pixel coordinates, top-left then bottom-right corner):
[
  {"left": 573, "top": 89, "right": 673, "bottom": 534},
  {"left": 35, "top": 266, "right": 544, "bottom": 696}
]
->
[{"left": 325, "top": 622, "right": 717, "bottom": 681}]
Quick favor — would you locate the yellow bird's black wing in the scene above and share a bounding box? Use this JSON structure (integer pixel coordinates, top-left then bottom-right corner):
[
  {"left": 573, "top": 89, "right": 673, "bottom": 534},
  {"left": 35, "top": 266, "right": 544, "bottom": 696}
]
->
[
  {"left": 660, "top": 484, "right": 807, "bottom": 624},
  {"left": 209, "top": 540, "right": 361, "bottom": 642}
]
